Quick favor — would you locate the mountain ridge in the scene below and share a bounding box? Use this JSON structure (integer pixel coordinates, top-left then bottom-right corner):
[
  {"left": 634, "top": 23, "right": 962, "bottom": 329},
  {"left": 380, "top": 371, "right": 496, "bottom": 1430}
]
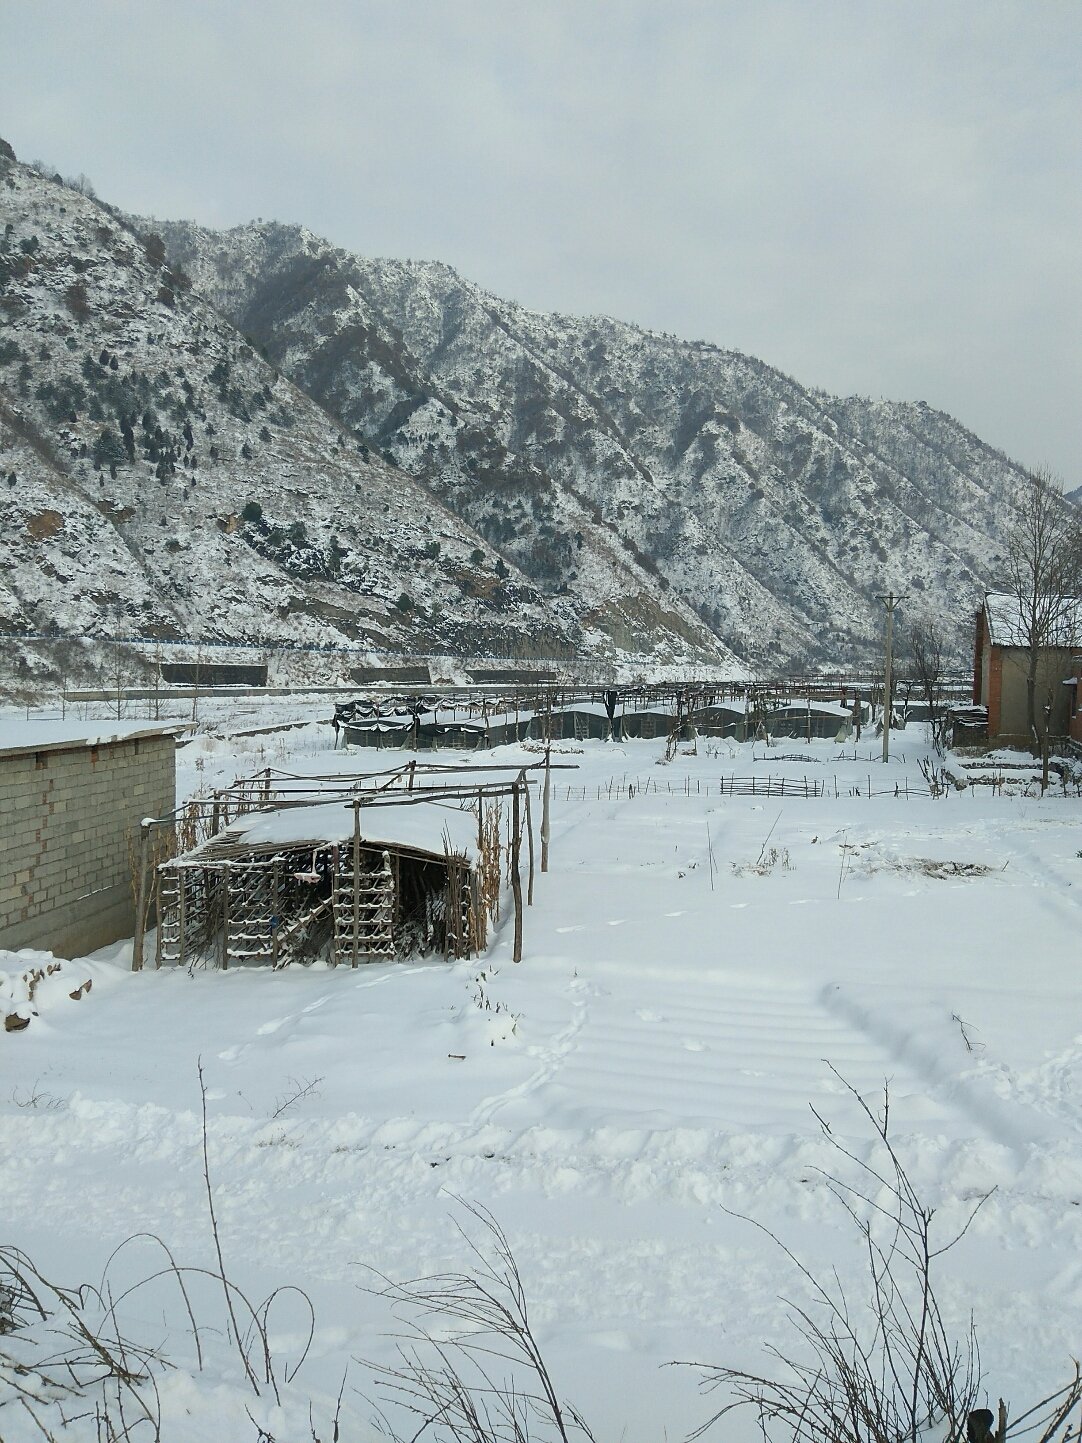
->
[
  {"left": 150, "top": 215, "right": 1030, "bottom": 668},
  {"left": 0, "top": 143, "right": 734, "bottom": 691}
]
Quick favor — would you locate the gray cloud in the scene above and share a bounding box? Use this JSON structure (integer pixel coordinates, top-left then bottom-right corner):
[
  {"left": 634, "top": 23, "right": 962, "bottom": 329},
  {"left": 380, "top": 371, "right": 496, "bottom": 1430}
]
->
[{"left": 3, "top": 0, "right": 1079, "bottom": 483}]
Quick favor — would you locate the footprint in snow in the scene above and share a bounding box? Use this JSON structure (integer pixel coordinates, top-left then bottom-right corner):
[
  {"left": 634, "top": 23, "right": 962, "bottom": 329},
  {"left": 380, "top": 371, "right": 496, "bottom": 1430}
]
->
[
  {"left": 637, "top": 1008, "right": 664, "bottom": 1022},
  {"left": 555, "top": 925, "right": 584, "bottom": 934},
  {"left": 606, "top": 919, "right": 625, "bottom": 927},
  {"left": 257, "top": 1017, "right": 290, "bottom": 1035},
  {"left": 683, "top": 1039, "right": 706, "bottom": 1052}
]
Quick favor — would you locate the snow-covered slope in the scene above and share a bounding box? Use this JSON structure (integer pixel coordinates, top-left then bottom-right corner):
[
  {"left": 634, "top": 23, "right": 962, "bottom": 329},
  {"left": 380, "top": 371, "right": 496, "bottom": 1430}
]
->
[
  {"left": 0, "top": 143, "right": 734, "bottom": 686},
  {"left": 152, "top": 218, "right": 1030, "bottom": 668},
  {"left": 3, "top": 728, "right": 1082, "bottom": 1439}
]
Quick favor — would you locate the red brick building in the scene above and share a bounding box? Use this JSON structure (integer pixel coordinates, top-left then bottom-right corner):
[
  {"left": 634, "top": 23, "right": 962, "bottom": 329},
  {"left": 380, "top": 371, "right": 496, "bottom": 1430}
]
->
[{"left": 973, "top": 594, "right": 1081, "bottom": 745}]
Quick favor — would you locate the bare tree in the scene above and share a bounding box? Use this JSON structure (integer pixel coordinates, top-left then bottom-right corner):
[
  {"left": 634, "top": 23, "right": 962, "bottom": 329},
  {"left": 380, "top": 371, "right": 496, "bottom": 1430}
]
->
[
  {"left": 907, "top": 613, "right": 952, "bottom": 749},
  {"left": 1003, "top": 466, "right": 1082, "bottom": 746}
]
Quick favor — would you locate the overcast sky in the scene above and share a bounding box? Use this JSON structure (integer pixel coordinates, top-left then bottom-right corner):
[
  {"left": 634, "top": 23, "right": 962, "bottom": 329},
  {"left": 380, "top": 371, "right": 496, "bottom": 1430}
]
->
[{"left": 3, "top": 1, "right": 1080, "bottom": 484}]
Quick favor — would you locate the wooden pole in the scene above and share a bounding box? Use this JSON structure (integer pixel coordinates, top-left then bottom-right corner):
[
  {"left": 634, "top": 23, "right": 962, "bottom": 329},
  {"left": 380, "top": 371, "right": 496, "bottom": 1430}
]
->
[
  {"left": 178, "top": 871, "right": 187, "bottom": 971},
  {"left": 878, "top": 592, "right": 903, "bottom": 763},
  {"left": 220, "top": 868, "right": 230, "bottom": 969},
  {"left": 132, "top": 822, "right": 150, "bottom": 971},
  {"left": 541, "top": 743, "right": 551, "bottom": 873},
  {"left": 352, "top": 798, "right": 361, "bottom": 967},
  {"left": 522, "top": 769, "right": 535, "bottom": 906},
  {"left": 511, "top": 779, "right": 523, "bottom": 962},
  {"left": 154, "top": 855, "right": 163, "bottom": 969}
]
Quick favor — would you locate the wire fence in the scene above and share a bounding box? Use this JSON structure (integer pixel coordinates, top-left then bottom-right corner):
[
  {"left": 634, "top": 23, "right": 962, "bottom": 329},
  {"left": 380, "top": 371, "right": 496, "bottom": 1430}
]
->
[{"left": 563, "top": 774, "right": 932, "bottom": 802}]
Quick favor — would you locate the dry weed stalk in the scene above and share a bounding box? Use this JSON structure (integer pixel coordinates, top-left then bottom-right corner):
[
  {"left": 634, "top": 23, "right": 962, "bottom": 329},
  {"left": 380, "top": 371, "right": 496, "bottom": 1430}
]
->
[
  {"left": 362, "top": 1200, "right": 594, "bottom": 1443},
  {"left": 0, "top": 1239, "right": 165, "bottom": 1440},
  {"left": 127, "top": 821, "right": 176, "bottom": 949},
  {"left": 479, "top": 799, "right": 503, "bottom": 923},
  {"left": 678, "top": 1069, "right": 1082, "bottom": 1443},
  {"left": 0, "top": 1067, "right": 320, "bottom": 1439}
]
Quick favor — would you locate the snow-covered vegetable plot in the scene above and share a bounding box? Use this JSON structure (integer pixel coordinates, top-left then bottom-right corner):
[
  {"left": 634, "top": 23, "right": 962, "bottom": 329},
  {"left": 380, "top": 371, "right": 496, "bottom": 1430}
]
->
[{"left": 2, "top": 727, "right": 1082, "bottom": 1441}]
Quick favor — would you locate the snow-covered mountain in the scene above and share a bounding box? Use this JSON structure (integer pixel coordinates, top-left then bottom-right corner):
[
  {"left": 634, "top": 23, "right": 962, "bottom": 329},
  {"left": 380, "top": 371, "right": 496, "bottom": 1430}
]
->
[
  {"left": 151, "top": 217, "right": 1033, "bottom": 669},
  {"left": 0, "top": 141, "right": 733, "bottom": 688}
]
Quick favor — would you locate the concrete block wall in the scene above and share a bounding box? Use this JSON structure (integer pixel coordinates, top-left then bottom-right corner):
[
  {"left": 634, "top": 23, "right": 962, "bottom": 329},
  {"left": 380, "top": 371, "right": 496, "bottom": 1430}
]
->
[{"left": 0, "top": 735, "right": 176, "bottom": 958}]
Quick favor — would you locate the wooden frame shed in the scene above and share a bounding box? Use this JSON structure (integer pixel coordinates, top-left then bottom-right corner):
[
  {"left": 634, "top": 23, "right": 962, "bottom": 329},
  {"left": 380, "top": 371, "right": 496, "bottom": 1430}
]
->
[{"left": 156, "top": 798, "right": 485, "bottom": 969}]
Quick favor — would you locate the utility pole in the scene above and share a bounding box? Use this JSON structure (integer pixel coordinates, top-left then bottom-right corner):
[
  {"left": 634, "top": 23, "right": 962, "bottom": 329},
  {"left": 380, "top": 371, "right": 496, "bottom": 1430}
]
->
[{"left": 878, "top": 593, "right": 904, "bottom": 763}]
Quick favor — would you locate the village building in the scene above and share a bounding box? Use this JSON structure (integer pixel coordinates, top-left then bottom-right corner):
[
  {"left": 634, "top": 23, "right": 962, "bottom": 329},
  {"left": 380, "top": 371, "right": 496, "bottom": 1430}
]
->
[
  {"left": 973, "top": 593, "right": 1082, "bottom": 745},
  {"left": 156, "top": 797, "right": 486, "bottom": 969},
  {"left": 144, "top": 757, "right": 539, "bottom": 970},
  {"left": 0, "top": 719, "right": 178, "bottom": 957}
]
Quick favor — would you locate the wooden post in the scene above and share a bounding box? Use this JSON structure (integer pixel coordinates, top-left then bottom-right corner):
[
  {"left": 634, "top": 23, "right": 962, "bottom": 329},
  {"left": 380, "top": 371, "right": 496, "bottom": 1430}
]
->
[
  {"left": 132, "top": 821, "right": 150, "bottom": 972},
  {"left": 511, "top": 779, "right": 523, "bottom": 962},
  {"left": 220, "top": 868, "right": 230, "bottom": 969},
  {"left": 541, "top": 744, "right": 551, "bottom": 873},
  {"left": 352, "top": 799, "right": 361, "bottom": 967},
  {"left": 269, "top": 860, "right": 279, "bottom": 970},
  {"left": 522, "top": 769, "right": 535, "bottom": 906},
  {"left": 178, "top": 871, "right": 187, "bottom": 971},
  {"left": 154, "top": 857, "right": 163, "bottom": 969}
]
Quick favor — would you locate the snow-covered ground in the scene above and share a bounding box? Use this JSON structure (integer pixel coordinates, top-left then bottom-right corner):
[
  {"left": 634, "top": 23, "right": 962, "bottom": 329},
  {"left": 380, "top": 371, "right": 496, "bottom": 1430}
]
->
[{"left": 3, "top": 723, "right": 1082, "bottom": 1440}]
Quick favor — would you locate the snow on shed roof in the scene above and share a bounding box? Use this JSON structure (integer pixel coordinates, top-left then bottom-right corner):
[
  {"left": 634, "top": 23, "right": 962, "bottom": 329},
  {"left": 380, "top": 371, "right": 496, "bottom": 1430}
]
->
[
  {"left": 769, "top": 700, "right": 852, "bottom": 717},
  {"left": 985, "top": 592, "right": 1082, "bottom": 648},
  {"left": 0, "top": 717, "right": 183, "bottom": 760},
  {"left": 221, "top": 799, "right": 478, "bottom": 860}
]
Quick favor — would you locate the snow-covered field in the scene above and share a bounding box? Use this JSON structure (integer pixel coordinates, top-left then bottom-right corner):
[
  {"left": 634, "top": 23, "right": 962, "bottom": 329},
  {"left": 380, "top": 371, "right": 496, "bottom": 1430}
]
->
[{"left": 3, "top": 723, "right": 1082, "bottom": 1440}]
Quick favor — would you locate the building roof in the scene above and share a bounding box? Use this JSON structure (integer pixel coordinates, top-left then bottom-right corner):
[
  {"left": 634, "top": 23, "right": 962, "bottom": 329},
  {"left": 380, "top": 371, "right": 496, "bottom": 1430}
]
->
[
  {"left": 216, "top": 798, "right": 479, "bottom": 861},
  {"left": 985, "top": 592, "right": 1082, "bottom": 649},
  {"left": 0, "top": 717, "right": 183, "bottom": 760}
]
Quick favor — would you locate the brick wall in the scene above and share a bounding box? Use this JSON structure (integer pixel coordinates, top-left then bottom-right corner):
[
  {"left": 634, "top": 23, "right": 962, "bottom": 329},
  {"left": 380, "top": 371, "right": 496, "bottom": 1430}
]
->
[{"left": 0, "top": 735, "right": 176, "bottom": 957}]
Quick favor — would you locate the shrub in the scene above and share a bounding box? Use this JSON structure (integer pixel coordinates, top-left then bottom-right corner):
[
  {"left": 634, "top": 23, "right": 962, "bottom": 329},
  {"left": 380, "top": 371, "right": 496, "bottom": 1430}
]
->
[
  {"left": 63, "top": 280, "right": 89, "bottom": 318},
  {"left": 143, "top": 232, "right": 167, "bottom": 268},
  {"left": 241, "top": 501, "right": 262, "bottom": 525}
]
